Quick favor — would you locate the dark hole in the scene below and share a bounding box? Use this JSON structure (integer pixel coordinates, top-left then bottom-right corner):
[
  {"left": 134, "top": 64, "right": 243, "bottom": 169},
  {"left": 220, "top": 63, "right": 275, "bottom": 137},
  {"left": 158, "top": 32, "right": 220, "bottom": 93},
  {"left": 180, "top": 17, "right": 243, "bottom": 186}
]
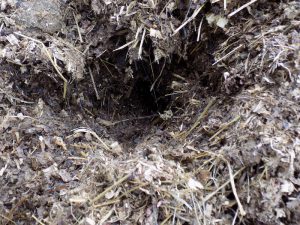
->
[
  {"left": 281, "top": 195, "right": 288, "bottom": 203},
  {"left": 227, "top": 192, "right": 235, "bottom": 201},
  {"left": 127, "top": 78, "right": 159, "bottom": 114}
]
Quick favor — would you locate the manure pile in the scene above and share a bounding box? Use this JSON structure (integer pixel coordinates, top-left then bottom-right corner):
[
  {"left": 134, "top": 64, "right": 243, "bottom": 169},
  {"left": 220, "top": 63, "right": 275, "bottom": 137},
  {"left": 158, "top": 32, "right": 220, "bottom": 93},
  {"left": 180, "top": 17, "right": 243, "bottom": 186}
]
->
[{"left": 0, "top": 0, "right": 299, "bottom": 224}]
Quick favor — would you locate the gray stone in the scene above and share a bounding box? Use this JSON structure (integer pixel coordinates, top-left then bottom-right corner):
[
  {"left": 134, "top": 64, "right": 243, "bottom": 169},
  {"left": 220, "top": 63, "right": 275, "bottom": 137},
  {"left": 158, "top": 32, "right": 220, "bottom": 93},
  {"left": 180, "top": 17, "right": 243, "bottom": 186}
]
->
[{"left": 14, "top": 0, "right": 64, "bottom": 33}]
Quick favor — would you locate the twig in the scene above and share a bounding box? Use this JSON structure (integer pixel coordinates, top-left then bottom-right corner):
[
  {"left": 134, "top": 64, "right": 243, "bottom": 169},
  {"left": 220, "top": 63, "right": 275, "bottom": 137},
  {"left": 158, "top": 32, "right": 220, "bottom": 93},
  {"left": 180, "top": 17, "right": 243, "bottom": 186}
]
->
[
  {"left": 212, "top": 44, "right": 243, "bottom": 65},
  {"left": 150, "top": 58, "right": 166, "bottom": 91},
  {"left": 197, "top": 17, "right": 204, "bottom": 42},
  {"left": 100, "top": 208, "right": 114, "bottom": 224},
  {"left": 179, "top": 98, "right": 216, "bottom": 139},
  {"left": 94, "top": 182, "right": 148, "bottom": 208},
  {"left": 100, "top": 59, "right": 114, "bottom": 77},
  {"left": 203, "top": 167, "right": 244, "bottom": 202},
  {"left": 191, "top": 193, "right": 201, "bottom": 225},
  {"left": 0, "top": 214, "right": 17, "bottom": 225},
  {"left": 88, "top": 67, "right": 100, "bottom": 100},
  {"left": 172, "top": 4, "right": 206, "bottom": 36},
  {"left": 232, "top": 209, "right": 239, "bottom": 225},
  {"left": 227, "top": 162, "right": 246, "bottom": 216},
  {"left": 73, "top": 12, "right": 83, "bottom": 43},
  {"left": 0, "top": 90, "right": 34, "bottom": 104},
  {"left": 113, "top": 39, "right": 135, "bottom": 52},
  {"left": 209, "top": 115, "right": 241, "bottom": 141},
  {"left": 32, "top": 215, "right": 46, "bottom": 225},
  {"left": 228, "top": 0, "right": 258, "bottom": 18},
  {"left": 119, "top": 182, "right": 148, "bottom": 198},
  {"left": 138, "top": 28, "right": 146, "bottom": 59},
  {"left": 0, "top": 23, "right": 4, "bottom": 33},
  {"left": 160, "top": 214, "right": 173, "bottom": 225},
  {"left": 91, "top": 173, "right": 132, "bottom": 203},
  {"left": 113, "top": 27, "right": 145, "bottom": 52},
  {"left": 72, "top": 128, "right": 114, "bottom": 154},
  {"left": 187, "top": 146, "right": 246, "bottom": 216},
  {"left": 97, "top": 114, "right": 157, "bottom": 127}
]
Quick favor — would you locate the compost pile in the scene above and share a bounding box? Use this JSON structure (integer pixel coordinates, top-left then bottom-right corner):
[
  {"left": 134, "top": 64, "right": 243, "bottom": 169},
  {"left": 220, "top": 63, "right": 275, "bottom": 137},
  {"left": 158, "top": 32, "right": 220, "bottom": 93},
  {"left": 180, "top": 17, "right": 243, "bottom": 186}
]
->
[{"left": 0, "top": 0, "right": 299, "bottom": 224}]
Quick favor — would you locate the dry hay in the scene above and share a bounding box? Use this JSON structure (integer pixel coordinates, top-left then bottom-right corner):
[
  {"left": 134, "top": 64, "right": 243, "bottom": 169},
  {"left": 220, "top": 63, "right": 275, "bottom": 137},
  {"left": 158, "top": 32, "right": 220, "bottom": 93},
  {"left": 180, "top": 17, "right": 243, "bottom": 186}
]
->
[{"left": 0, "top": 0, "right": 299, "bottom": 225}]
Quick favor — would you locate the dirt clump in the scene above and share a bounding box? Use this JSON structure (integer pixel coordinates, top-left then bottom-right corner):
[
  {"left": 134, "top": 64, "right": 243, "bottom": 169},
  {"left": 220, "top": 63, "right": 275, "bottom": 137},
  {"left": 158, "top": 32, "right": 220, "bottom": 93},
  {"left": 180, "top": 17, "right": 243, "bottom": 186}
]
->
[{"left": 13, "top": 0, "right": 65, "bottom": 34}]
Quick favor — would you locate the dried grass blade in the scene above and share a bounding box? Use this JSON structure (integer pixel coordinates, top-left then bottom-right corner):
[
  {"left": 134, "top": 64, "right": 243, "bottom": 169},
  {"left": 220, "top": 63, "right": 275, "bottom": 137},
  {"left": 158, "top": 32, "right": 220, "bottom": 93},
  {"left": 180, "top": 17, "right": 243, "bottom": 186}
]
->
[
  {"left": 209, "top": 115, "right": 241, "bottom": 141},
  {"left": 91, "top": 173, "right": 132, "bottom": 203},
  {"left": 172, "top": 4, "right": 206, "bottom": 36},
  {"left": 179, "top": 98, "right": 216, "bottom": 139},
  {"left": 228, "top": 0, "right": 258, "bottom": 18}
]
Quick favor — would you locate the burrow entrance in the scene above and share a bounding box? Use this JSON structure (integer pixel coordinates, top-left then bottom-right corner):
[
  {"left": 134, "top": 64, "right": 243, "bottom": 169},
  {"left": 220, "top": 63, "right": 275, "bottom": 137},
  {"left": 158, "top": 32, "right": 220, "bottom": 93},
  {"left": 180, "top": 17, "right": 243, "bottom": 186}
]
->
[{"left": 10, "top": 26, "right": 227, "bottom": 148}]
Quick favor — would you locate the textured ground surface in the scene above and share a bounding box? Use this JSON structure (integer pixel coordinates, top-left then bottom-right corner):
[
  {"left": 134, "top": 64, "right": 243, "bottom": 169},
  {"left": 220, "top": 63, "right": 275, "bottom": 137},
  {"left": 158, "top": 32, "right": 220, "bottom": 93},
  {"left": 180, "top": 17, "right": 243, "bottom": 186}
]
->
[{"left": 0, "top": 0, "right": 299, "bottom": 224}]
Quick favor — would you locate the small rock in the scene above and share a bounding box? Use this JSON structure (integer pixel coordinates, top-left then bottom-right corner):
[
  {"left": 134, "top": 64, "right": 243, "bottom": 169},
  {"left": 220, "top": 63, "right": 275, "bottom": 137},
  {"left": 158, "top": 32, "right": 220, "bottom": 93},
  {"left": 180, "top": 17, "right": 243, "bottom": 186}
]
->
[{"left": 14, "top": 0, "right": 64, "bottom": 33}]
